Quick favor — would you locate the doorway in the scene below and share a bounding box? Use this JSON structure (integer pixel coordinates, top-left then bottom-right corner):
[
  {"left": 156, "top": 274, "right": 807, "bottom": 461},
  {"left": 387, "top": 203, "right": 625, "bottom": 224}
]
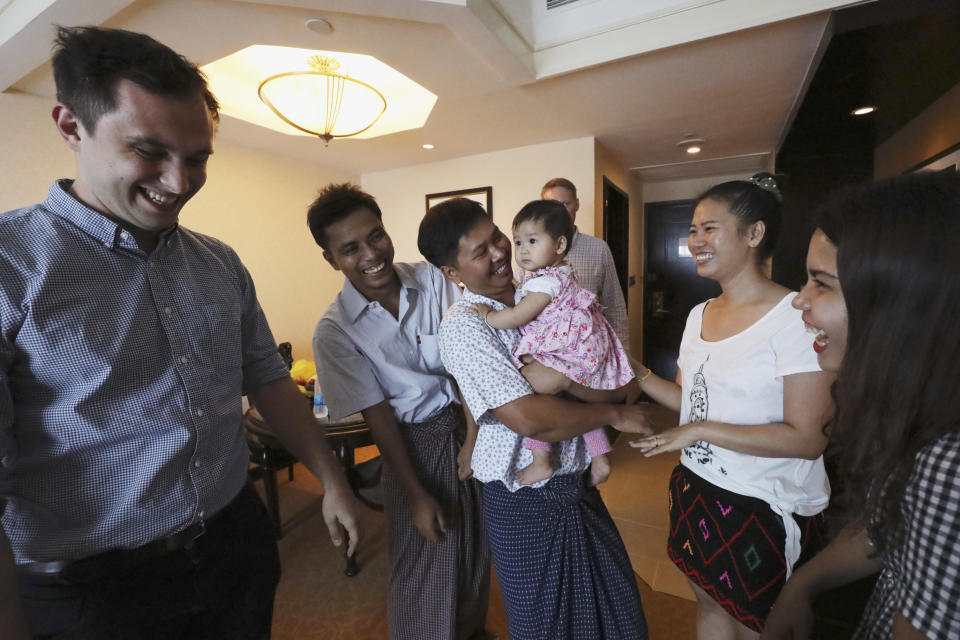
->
[
  {"left": 642, "top": 200, "right": 720, "bottom": 381},
  {"left": 602, "top": 177, "right": 629, "bottom": 304}
]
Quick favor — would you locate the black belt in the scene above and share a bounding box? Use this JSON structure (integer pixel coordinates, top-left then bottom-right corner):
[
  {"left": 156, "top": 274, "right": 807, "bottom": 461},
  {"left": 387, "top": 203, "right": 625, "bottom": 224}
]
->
[{"left": 17, "top": 514, "right": 214, "bottom": 581}]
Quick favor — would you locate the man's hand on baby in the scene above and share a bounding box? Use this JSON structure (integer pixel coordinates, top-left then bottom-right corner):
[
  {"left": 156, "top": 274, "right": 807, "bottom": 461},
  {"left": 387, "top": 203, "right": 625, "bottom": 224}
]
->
[
  {"left": 610, "top": 404, "right": 655, "bottom": 436},
  {"left": 520, "top": 358, "right": 572, "bottom": 395}
]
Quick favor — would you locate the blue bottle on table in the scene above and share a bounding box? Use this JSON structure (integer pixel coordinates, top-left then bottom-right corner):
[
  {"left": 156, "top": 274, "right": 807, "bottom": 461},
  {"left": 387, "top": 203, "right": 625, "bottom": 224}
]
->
[{"left": 312, "top": 378, "right": 328, "bottom": 419}]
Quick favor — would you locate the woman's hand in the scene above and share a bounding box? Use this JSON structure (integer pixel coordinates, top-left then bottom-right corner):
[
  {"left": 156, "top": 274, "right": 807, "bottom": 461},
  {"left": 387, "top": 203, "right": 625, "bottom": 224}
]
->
[
  {"left": 759, "top": 575, "right": 816, "bottom": 640},
  {"left": 630, "top": 424, "right": 701, "bottom": 456}
]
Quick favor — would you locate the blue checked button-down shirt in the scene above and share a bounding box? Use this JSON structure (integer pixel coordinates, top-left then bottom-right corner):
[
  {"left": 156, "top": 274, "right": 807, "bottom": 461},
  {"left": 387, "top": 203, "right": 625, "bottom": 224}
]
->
[
  {"left": 0, "top": 181, "right": 289, "bottom": 563},
  {"left": 438, "top": 288, "right": 589, "bottom": 492}
]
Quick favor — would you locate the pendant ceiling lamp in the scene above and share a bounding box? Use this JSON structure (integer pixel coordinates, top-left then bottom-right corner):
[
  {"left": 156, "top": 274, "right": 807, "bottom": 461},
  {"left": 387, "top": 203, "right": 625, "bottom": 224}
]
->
[{"left": 258, "top": 55, "right": 387, "bottom": 146}]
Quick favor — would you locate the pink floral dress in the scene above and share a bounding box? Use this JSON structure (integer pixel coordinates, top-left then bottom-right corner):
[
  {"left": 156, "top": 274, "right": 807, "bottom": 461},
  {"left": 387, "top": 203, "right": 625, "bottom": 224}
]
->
[{"left": 514, "top": 264, "right": 633, "bottom": 389}]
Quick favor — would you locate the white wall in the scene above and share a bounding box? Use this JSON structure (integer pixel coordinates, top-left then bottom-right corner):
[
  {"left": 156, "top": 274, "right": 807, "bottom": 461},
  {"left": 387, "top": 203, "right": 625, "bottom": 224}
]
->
[
  {"left": 0, "top": 92, "right": 75, "bottom": 209},
  {"left": 0, "top": 91, "right": 356, "bottom": 360},
  {"left": 641, "top": 172, "right": 753, "bottom": 204},
  {"left": 361, "top": 136, "right": 596, "bottom": 262}
]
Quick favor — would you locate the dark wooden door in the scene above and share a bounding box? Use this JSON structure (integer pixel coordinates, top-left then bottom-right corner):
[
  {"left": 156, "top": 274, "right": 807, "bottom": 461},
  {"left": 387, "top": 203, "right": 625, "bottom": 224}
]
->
[
  {"left": 602, "top": 177, "right": 629, "bottom": 304},
  {"left": 643, "top": 200, "right": 720, "bottom": 381}
]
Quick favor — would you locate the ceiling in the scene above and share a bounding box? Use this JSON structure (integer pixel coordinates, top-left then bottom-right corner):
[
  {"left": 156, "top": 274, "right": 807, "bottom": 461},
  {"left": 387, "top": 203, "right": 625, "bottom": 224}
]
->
[
  {"left": 781, "top": 0, "right": 960, "bottom": 165},
  {"left": 0, "top": 0, "right": 865, "bottom": 180}
]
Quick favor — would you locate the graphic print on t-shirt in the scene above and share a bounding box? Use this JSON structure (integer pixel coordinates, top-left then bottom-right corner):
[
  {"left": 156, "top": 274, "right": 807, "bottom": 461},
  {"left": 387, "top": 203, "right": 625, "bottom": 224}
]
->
[{"left": 684, "top": 359, "right": 715, "bottom": 466}]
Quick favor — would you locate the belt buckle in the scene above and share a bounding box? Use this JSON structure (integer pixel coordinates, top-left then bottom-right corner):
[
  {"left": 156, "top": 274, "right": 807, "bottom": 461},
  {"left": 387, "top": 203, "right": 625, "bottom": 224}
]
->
[
  {"left": 183, "top": 519, "right": 206, "bottom": 550},
  {"left": 167, "top": 518, "right": 206, "bottom": 552}
]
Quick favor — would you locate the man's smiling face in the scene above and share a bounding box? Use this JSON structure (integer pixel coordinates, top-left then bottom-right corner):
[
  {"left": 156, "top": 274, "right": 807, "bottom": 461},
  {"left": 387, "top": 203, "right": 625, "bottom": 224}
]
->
[{"left": 441, "top": 217, "right": 513, "bottom": 299}]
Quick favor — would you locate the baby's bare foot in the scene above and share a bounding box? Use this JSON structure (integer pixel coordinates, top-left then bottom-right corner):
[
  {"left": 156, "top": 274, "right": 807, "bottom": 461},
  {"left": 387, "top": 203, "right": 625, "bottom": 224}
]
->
[
  {"left": 589, "top": 454, "right": 611, "bottom": 486},
  {"left": 517, "top": 452, "right": 554, "bottom": 485}
]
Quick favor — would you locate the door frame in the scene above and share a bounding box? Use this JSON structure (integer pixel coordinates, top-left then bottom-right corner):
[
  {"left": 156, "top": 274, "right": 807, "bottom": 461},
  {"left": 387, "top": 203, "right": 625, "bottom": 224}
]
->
[{"left": 601, "top": 176, "right": 630, "bottom": 305}]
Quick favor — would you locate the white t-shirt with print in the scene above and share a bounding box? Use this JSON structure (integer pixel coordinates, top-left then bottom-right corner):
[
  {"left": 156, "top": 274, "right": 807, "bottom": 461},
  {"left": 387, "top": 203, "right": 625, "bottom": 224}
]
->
[{"left": 677, "top": 292, "right": 829, "bottom": 573}]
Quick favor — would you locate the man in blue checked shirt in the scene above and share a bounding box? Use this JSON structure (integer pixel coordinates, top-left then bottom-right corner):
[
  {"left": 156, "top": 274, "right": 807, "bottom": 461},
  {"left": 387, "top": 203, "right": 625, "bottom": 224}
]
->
[{"left": 0, "top": 26, "right": 361, "bottom": 639}]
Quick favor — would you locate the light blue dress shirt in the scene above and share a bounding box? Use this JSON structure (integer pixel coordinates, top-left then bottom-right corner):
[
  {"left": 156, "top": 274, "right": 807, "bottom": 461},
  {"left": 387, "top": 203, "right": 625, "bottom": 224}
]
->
[
  {"left": 0, "top": 181, "right": 289, "bottom": 563},
  {"left": 313, "top": 262, "right": 461, "bottom": 423}
]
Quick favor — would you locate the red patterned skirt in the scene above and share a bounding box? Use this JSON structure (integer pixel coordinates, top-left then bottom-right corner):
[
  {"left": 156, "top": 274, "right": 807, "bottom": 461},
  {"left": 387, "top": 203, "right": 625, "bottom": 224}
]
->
[{"left": 666, "top": 464, "right": 824, "bottom": 632}]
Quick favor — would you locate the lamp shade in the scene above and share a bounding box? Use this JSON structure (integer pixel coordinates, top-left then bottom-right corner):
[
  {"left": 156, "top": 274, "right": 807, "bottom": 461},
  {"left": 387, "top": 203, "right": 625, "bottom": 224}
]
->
[{"left": 258, "top": 56, "right": 387, "bottom": 145}]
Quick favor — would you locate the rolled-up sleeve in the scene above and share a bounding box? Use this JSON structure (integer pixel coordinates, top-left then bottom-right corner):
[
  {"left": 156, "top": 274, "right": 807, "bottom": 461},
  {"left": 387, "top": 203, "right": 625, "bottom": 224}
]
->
[
  {"left": 231, "top": 253, "right": 288, "bottom": 393},
  {"left": 313, "top": 317, "right": 385, "bottom": 421}
]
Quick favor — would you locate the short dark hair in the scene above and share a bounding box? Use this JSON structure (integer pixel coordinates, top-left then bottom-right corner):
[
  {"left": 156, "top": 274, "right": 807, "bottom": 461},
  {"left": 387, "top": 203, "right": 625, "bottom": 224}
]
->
[
  {"left": 697, "top": 172, "right": 782, "bottom": 261},
  {"left": 52, "top": 26, "right": 219, "bottom": 135},
  {"left": 513, "top": 200, "right": 573, "bottom": 256},
  {"left": 541, "top": 177, "right": 577, "bottom": 198},
  {"left": 418, "top": 198, "right": 490, "bottom": 268},
  {"left": 817, "top": 170, "right": 960, "bottom": 551},
  {"left": 307, "top": 183, "right": 383, "bottom": 250}
]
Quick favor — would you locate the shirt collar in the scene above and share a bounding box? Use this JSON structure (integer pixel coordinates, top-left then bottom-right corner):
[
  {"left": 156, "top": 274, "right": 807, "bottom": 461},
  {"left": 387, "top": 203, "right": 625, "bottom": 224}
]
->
[
  {"left": 44, "top": 180, "right": 179, "bottom": 251},
  {"left": 462, "top": 286, "right": 512, "bottom": 310},
  {"left": 340, "top": 265, "right": 423, "bottom": 323}
]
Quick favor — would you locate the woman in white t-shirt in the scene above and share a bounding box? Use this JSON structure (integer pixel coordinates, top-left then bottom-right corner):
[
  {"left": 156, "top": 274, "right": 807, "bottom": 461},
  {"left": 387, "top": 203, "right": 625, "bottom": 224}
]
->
[{"left": 630, "top": 173, "right": 835, "bottom": 638}]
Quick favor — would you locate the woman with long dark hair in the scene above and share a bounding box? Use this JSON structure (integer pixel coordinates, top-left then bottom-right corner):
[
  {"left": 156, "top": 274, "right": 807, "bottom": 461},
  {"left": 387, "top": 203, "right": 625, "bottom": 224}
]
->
[
  {"left": 763, "top": 170, "right": 960, "bottom": 639},
  {"left": 631, "top": 174, "right": 835, "bottom": 638}
]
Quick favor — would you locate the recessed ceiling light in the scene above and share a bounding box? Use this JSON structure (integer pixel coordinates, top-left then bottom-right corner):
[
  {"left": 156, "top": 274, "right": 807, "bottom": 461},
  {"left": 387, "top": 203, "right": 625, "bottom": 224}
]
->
[
  {"left": 305, "top": 17, "right": 333, "bottom": 35},
  {"left": 422, "top": 144, "right": 435, "bottom": 149},
  {"left": 851, "top": 106, "right": 877, "bottom": 116},
  {"left": 676, "top": 135, "right": 705, "bottom": 154}
]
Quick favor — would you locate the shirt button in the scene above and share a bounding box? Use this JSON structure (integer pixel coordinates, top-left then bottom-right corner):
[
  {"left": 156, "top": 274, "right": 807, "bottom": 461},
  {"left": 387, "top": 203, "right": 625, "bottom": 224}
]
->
[
  {"left": 196, "top": 409, "right": 204, "bottom": 417},
  {"left": 164, "top": 307, "right": 172, "bottom": 315},
  {"left": 198, "top": 510, "right": 205, "bottom": 518},
  {"left": 167, "top": 239, "right": 173, "bottom": 248},
  {"left": 194, "top": 460, "right": 201, "bottom": 468},
  {"left": 180, "top": 355, "right": 189, "bottom": 364},
  {"left": 120, "top": 231, "right": 129, "bottom": 240}
]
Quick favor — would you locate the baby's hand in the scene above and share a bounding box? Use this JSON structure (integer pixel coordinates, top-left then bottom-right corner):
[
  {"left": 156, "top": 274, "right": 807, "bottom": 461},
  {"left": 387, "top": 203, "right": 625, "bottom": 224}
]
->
[{"left": 469, "top": 303, "right": 493, "bottom": 318}]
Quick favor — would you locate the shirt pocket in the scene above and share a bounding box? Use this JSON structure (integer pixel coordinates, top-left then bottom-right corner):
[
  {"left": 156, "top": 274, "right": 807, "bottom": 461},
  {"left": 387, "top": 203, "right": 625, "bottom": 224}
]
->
[{"left": 418, "top": 333, "right": 445, "bottom": 374}]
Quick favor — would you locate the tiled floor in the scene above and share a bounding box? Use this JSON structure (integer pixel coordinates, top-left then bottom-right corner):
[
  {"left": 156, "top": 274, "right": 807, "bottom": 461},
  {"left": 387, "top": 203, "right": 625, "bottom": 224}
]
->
[
  {"left": 598, "top": 403, "right": 696, "bottom": 601},
  {"left": 261, "top": 404, "right": 697, "bottom": 638}
]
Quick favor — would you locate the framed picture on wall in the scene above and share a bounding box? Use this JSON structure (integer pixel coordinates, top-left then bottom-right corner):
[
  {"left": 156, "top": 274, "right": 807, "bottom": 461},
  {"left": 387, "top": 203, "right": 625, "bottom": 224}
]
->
[{"left": 425, "top": 186, "right": 492, "bottom": 215}]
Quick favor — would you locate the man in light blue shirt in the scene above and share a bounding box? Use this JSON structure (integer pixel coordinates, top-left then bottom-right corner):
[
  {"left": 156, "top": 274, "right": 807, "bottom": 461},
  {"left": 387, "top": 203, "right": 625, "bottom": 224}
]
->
[
  {"left": 0, "top": 26, "right": 360, "bottom": 640},
  {"left": 310, "top": 183, "right": 491, "bottom": 640}
]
